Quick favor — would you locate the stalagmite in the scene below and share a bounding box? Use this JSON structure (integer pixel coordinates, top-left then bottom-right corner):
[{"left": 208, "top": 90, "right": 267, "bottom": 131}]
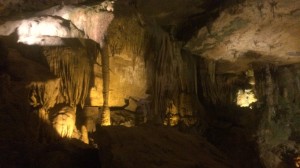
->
[
  {"left": 28, "top": 78, "right": 61, "bottom": 122},
  {"left": 81, "top": 125, "right": 89, "bottom": 144},
  {"left": 100, "top": 39, "right": 111, "bottom": 126},
  {"left": 52, "top": 106, "right": 76, "bottom": 138}
]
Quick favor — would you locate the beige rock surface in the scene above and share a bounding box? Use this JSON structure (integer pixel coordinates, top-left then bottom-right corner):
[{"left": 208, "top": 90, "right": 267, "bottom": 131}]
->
[{"left": 185, "top": 0, "right": 300, "bottom": 73}]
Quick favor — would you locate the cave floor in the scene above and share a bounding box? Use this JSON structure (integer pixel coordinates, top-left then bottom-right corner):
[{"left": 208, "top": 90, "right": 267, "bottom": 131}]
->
[{"left": 92, "top": 125, "right": 234, "bottom": 168}]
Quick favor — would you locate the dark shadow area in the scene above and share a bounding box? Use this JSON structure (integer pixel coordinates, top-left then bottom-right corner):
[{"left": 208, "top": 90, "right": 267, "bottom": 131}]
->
[
  {"left": 0, "top": 104, "right": 100, "bottom": 168},
  {"left": 195, "top": 58, "right": 264, "bottom": 168},
  {"left": 0, "top": 37, "right": 101, "bottom": 168},
  {"left": 92, "top": 125, "right": 235, "bottom": 168},
  {"left": 203, "top": 105, "right": 263, "bottom": 168}
]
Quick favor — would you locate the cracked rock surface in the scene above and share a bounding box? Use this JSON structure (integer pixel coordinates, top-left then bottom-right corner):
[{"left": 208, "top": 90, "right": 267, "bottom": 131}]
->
[{"left": 185, "top": 0, "right": 300, "bottom": 73}]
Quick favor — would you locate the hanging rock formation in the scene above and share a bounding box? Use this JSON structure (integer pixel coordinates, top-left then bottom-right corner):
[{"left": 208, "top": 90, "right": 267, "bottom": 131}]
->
[
  {"left": 185, "top": 0, "right": 300, "bottom": 73},
  {"left": 1, "top": 0, "right": 300, "bottom": 168}
]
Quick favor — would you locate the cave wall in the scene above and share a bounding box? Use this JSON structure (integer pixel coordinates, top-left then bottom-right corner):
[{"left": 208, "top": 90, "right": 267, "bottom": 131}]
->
[
  {"left": 88, "top": 10, "right": 148, "bottom": 108},
  {"left": 254, "top": 64, "right": 300, "bottom": 168},
  {"left": 0, "top": 39, "right": 100, "bottom": 167},
  {"left": 85, "top": 6, "right": 206, "bottom": 126},
  {"left": 185, "top": 0, "right": 300, "bottom": 73},
  {"left": 0, "top": 1, "right": 204, "bottom": 129},
  {"left": 0, "top": 0, "right": 86, "bottom": 17},
  {"left": 196, "top": 61, "right": 300, "bottom": 168},
  {"left": 2, "top": 1, "right": 300, "bottom": 167}
]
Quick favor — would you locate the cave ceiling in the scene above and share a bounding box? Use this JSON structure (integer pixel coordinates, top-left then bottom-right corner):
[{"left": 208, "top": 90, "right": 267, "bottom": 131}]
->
[
  {"left": 0, "top": 0, "right": 300, "bottom": 74},
  {"left": 185, "top": 0, "right": 300, "bottom": 73}
]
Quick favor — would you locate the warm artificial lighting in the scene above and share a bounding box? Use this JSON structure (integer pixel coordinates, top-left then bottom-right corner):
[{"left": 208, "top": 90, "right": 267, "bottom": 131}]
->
[
  {"left": 101, "top": 107, "right": 111, "bottom": 126},
  {"left": 236, "top": 89, "right": 257, "bottom": 108},
  {"left": 81, "top": 125, "right": 89, "bottom": 144},
  {"left": 0, "top": 2, "right": 115, "bottom": 46},
  {"left": 236, "top": 69, "right": 257, "bottom": 108},
  {"left": 164, "top": 100, "right": 180, "bottom": 126},
  {"left": 295, "top": 156, "right": 300, "bottom": 167},
  {"left": 52, "top": 106, "right": 76, "bottom": 138},
  {"left": 99, "top": 0, "right": 115, "bottom": 12},
  {"left": 18, "top": 36, "right": 64, "bottom": 46},
  {"left": 16, "top": 16, "right": 82, "bottom": 46},
  {"left": 17, "top": 18, "right": 65, "bottom": 37},
  {"left": 164, "top": 114, "right": 180, "bottom": 126}
]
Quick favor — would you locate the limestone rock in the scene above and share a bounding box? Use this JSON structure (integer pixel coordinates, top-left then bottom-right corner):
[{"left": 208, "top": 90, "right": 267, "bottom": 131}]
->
[
  {"left": 87, "top": 8, "right": 148, "bottom": 107},
  {"left": 52, "top": 106, "right": 76, "bottom": 138},
  {"left": 81, "top": 125, "right": 89, "bottom": 144},
  {"left": 36, "top": 4, "right": 114, "bottom": 46},
  {"left": 0, "top": 3, "right": 114, "bottom": 46},
  {"left": 185, "top": 0, "right": 300, "bottom": 73},
  {"left": 82, "top": 106, "right": 99, "bottom": 132},
  {"left": 0, "top": 0, "right": 86, "bottom": 17},
  {"left": 110, "top": 110, "right": 135, "bottom": 127}
]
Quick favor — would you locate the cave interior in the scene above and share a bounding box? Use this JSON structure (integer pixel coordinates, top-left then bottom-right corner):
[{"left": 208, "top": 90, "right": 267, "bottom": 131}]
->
[{"left": 1, "top": 0, "right": 300, "bottom": 168}]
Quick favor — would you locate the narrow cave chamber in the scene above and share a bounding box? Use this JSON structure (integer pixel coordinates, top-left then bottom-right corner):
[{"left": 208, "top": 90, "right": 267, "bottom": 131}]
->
[{"left": 1, "top": 0, "right": 300, "bottom": 168}]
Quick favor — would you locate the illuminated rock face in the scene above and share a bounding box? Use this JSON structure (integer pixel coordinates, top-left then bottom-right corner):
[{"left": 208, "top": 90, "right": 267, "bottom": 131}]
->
[
  {"left": 89, "top": 55, "right": 147, "bottom": 107},
  {"left": 164, "top": 100, "right": 180, "bottom": 126},
  {"left": 88, "top": 11, "right": 148, "bottom": 108},
  {"left": 52, "top": 106, "right": 76, "bottom": 138},
  {"left": 236, "top": 89, "right": 257, "bottom": 108},
  {"left": 37, "top": 4, "right": 114, "bottom": 47},
  {"left": 0, "top": 3, "right": 114, "bottom": 46},
  {"left": 185, "top": 0, "right": 300, "bottom": 73},
  {"left": 43, "top": 45, "right": 94, "bottom": 108},
  {"left": 0, "top": 16, "right": 83, "bottom": 45},
  {"left": 3, "top": 1, "right": 300, "bottom": 168}
]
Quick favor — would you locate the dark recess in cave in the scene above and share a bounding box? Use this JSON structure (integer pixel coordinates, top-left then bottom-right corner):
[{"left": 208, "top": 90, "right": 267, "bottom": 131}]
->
[{"left": 1, "top": 0, "right": 300, "bottom": 168}]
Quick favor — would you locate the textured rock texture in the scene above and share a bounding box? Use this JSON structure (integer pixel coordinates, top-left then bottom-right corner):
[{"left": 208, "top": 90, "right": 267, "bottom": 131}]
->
[
  {"left": 0, "top": 3, "right": 114, "bottom": 46},
  {"left": 253, "top": 64, "right": 300, "bottom": 168},
  {"left": 95, "top": 126, "right": 234, "bottom": 168},
  {"left": 52, "top": 106, "right": 76, "bottom": 138},
  {"left": 87, "top": 6, "right": 148, "bottom": 109},
  {"left": 186, "top": 0, "right": 300, "bottom": 73},
  {"left": 0, "top": 0, "right": 86, "bottom": 16},
  {"left": 0, "top": 41, "right": 100, "bottom": 168},
  {"left": 2, "top": 1, "right": 300, "bottom": 168}
]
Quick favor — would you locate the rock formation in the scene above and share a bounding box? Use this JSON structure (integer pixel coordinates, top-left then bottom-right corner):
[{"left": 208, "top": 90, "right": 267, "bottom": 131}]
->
[{"left": 1, "top": 0, "right": 300, "bottom": 168}]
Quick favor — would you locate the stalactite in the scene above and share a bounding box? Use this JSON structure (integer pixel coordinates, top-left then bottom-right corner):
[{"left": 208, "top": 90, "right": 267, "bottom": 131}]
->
[
  {"left": 198, "top": 58, "right": 238, "bottom": 106},
  {"left": 207, "top": 60, "right": 216, "bottom": 84},
  {"left": 145, "top": 26, "right": 182, "bottom": 123},
  {"left": 28, "top": 78, "right": 61, "bottom": 123},
  {"left": 194, "top": 61, "right": 198, "bottom": 97},
  {"left": 43, "top": 45, "right": 93, "bottom": 108},
  {"left": 265, "top": 64, "right": 275, "bottom": 122},
  {"left": 104, "top": 12, "right": 148, "bottom": 124},
  {"left": 29, "top": 78, "right": 61, "bottom": 110},
  {"left": 107, "top": 13, "right": 146, "bottom": 69},
  {"left": 144, "top": 25, "right": 201, "bottom": 124}
]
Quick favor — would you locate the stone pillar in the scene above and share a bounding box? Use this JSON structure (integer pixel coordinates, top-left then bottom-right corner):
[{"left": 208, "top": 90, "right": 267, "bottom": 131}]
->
[{"left": 100, "top": 39, "right": 111, "bottom": 126}]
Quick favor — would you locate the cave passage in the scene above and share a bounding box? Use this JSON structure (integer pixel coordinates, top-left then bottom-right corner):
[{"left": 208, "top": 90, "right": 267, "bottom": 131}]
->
[{"left": 1, "top": 0, "right": 300, "bottom": 168}]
